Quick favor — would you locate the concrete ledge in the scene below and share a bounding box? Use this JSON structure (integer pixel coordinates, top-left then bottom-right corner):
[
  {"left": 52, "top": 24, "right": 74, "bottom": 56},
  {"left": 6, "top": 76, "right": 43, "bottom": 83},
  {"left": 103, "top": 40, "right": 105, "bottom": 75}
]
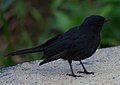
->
[{"left": 0, "top": 46, "right": 120, "bottom": 85}]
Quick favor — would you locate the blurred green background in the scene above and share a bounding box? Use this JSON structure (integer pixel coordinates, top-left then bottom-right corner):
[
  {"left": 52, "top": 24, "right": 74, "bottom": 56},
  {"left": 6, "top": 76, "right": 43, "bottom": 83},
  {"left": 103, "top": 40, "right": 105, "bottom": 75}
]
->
[{"left": 0, "top": 0, "right": 120, "bottom": 67}]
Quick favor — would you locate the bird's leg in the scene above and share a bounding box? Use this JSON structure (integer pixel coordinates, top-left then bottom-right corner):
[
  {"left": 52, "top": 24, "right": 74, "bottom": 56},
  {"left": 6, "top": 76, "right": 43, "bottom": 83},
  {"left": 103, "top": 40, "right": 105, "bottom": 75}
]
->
[
  {"left": 77, "top": 60, "right": 94, "bottom": 74},
  {"left": 67, "top": 60, "right": 82, "bottom": 77}
]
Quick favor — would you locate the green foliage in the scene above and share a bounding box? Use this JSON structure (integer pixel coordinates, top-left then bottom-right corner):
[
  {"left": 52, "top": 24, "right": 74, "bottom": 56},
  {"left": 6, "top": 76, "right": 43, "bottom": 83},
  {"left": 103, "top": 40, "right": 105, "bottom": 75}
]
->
[
  {"left": 0, "top": 0, "right": 120, "bottom": 67},
  {"left": 0, "top": 0, "right": 14, "bottom": 66}
]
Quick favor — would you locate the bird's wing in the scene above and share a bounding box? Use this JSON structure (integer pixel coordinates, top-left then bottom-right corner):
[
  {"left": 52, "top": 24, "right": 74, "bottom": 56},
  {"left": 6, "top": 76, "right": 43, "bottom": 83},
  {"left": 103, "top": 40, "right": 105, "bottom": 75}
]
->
[
  {"left": 43, "top": 26, "right": 80, "bottom": 58},
  {"left": 39, "top": 27, "right": 80, "bottom": 65}
]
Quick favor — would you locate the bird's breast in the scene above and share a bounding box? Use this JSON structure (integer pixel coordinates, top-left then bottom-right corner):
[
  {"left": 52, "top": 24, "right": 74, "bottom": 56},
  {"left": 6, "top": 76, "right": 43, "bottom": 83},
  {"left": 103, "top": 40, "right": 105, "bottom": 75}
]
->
[
  {"left": 70, "top": 34, "right": 101, "bottom": 60},
  {"left": 82, "top": 34, "right": 100, "bottom": 59}
]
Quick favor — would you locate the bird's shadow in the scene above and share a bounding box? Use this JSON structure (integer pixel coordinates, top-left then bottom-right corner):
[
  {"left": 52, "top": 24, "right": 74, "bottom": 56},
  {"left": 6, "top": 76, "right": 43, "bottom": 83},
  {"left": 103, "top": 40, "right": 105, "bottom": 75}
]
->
[{"left": 76, "top": 60, "right": 94, "bottom": 66}]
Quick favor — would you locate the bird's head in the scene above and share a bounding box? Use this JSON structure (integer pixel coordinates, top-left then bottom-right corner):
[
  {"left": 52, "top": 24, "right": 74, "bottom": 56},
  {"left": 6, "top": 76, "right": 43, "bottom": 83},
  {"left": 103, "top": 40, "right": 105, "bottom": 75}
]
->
[{"left": 82, "top": 15, "right": 106, "bottom": 32}]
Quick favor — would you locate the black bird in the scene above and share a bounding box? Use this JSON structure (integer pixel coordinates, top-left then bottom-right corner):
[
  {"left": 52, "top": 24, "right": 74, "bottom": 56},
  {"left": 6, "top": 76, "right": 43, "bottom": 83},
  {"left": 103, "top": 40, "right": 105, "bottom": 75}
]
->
[{"left": 6, "top": 15, "right": 106, "bottom": 77}]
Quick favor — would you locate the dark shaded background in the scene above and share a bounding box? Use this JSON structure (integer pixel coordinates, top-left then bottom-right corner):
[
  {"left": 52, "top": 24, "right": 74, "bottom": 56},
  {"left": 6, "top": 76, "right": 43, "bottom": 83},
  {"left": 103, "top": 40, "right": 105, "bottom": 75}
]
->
[{"left": 0, "top": 0, "right": 120, "bottom": 67}]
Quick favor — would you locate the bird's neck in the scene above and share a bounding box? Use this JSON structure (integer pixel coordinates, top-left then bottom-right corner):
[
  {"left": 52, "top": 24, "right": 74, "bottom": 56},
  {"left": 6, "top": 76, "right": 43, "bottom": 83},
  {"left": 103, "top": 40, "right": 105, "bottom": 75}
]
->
[{"left": 80, "top": 24, "right": 101, "bottom": 34}]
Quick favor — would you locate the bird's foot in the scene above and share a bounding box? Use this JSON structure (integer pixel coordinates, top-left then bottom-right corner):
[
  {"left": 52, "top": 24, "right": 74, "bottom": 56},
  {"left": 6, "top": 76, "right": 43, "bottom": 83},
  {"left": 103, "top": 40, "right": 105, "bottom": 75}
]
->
[
  {"left": 77, "top": 71, "right": 94, "bottom": 75},
  {"left": 66, "top": 73, "right": 82, "bottom": 77}
]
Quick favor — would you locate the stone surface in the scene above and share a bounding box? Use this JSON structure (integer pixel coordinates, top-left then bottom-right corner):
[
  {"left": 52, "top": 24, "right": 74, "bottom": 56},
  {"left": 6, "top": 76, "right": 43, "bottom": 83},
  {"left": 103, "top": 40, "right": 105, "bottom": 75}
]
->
[{"left": 0, "top": 46, "right": 120, "bottom": 85}]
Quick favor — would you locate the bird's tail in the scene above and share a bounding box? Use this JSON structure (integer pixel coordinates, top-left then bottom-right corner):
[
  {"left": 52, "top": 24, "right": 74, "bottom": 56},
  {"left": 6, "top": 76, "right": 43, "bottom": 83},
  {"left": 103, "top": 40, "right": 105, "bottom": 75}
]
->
[{"left": 5, "top": 45, "right": 45, "bottom": 57}]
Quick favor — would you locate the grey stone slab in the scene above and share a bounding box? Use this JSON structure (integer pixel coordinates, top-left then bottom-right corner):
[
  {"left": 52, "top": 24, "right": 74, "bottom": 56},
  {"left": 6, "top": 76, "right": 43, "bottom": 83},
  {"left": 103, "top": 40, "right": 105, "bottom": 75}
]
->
[{"left": 0, "top": 46, "right": 120, "bottom": 85}]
